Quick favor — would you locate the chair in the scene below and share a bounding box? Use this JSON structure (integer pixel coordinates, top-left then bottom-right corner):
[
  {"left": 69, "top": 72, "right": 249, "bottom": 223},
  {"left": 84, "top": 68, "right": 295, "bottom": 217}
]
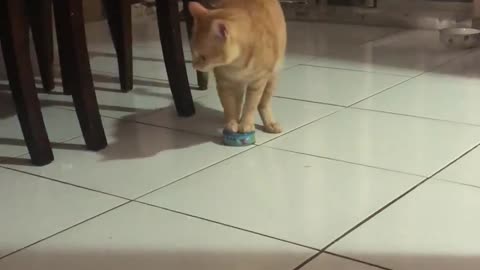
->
[
  {"left": 1, "top": 0, "right": 53, "bottom": 165},
  {"left": 0, "top": 0, "right": 108, "bottom": 165},
  {"left": 181, "top": 0, "right": 209, "bottom": 90},
  {"left": 102, "top": 0, "right": 197, "bottom": 116},
  {"left": 32, "top": 0, "right": 197, "bottom": 117}
]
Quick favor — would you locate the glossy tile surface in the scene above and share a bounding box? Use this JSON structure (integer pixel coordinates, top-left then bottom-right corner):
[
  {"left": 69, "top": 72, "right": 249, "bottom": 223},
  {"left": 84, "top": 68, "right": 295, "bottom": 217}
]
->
[
  {"left": 0, "top": 167, "right": 125, "bottom": 258},
  {"left": 302, "top": 254, "right": 385, "bottom": 270},
  {"left": 36, "top": 72, "right": 209, "bottom": 120},
  {"left": 436, "top": 146, "right": 480, "bottom": 188},
  {"left": 286, "top": 22, "right": 400, "bottom": 56},
  {"left": 140, "top": 147, "right": 423, "bottom": 249},
  {"left": 3, "top": 122, "right": 248, "bottom": 199},
  {"left": 0, "top": 202, "right": 314, "bottom": 270},
  {"left": 0, "top": 92, "right": 118, "bottom": 160},
  {"left": 136, "top": 94, "right": 340, "bottom": 144},
  {"left": 2, "top": 19, "right": 480, "bottom": 270},
  {"left": 275, "top": 65, "right": 408, "bottom": 106},
  {"left": 330, "top": 181, "right": 480, "bottom": 270},
  {"left": 354, "top": 50, "right": 480, "bottom": 125},
  {"left": 266, "top": 109, "right": 480, "bottom": 176},
  {"left": 308, "top": 30, "right": 466, "bottom": 77}
]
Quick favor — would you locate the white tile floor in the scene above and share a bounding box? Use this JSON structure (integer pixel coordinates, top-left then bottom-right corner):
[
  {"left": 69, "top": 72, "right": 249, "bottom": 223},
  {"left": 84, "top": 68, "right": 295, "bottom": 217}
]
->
[{"left": 1, "top": 17, "right": 480, "bottom": 270}]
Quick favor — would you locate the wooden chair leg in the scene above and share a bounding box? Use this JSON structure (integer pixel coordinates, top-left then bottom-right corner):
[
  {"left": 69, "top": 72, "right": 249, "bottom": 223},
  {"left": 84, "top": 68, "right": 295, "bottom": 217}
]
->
[
  {"left": 52, "top": 0, "right": 107, "bottom": 151},
  {"left": 103, "top": 0, "right": 133, "bottom": 92},
  {"left": 155, "top": 0, "right": 195, "bottom": 117},
  {"left": 26, "top": 0, "right": 55, "bottom": 92},
  {"left": 182, "top": 0, "right": 208, "bottom": 90},
  {"left": 0, "top": 0, "right": 54, "bottom": 166}
]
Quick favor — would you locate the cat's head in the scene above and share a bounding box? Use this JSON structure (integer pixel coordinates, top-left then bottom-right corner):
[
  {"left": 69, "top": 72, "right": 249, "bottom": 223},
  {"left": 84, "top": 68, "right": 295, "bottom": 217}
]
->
[{"left": 188, "top": 2, "right": 240, "bottom": 72}]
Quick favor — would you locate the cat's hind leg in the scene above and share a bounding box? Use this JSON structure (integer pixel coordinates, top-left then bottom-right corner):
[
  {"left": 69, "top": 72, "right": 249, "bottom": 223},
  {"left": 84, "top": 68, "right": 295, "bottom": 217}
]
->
[{"left": 258, "top": 75, "right": 282, "bottom": 134}]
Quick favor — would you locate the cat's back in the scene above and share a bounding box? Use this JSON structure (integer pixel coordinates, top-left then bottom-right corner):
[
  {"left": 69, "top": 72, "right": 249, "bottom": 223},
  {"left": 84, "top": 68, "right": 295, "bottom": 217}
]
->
[
  {"left": 221, "top": 0, "right": 286, "bottom": 73},
  {"left": 220, "top": 0, "right": 286, "bottom": 35}
]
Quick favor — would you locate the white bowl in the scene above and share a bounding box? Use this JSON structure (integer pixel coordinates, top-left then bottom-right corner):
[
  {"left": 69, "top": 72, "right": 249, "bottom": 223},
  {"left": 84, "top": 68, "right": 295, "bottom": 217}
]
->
[
  {"left": 439, "top": 27, "right": 480, "bottom": 49},
  {"left": 440, "top": 27, "right": 480, "bottom": 49}
]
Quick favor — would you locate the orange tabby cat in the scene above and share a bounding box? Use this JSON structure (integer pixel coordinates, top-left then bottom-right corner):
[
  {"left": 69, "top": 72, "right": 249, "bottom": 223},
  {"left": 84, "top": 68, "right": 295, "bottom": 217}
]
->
[{"left": 188, "top": 0, "right": 286, "bottom": 134}]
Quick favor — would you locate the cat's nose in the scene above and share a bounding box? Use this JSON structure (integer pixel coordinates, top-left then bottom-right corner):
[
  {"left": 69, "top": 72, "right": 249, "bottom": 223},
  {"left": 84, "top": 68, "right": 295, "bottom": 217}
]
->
[{"left": 192, "top": 61, "right": 206, "bottom": 72}]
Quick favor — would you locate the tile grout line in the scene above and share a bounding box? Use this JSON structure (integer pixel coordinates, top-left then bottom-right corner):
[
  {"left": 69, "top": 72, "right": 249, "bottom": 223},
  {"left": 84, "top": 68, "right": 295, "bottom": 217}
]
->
[
  {"left": 299, "top": 63, "right": 411, "bottom": 77},
  {"left": 323, "top": 251, "right": 391, "bottom": 270},
  {"left": 260, "top": 47, "right": 453, "bottom": 150},
  {"left": 0, "top": 133, "right": 86, "bottom": 168},
  {"left": 293, "top": 140, "right": 480, "bottom": 270},
  {"left": 0, "top": 200, "right": 133, "bottom": 261},
  {"left": 299, "top": 27, "right": 407, "bottom": 74},
  {"left": 347, "top": 74, "right": 422, "bottom": 108},
  {"left": 0, "top": 164, "right": 131, "bottom": 201},
  {"left": 351, "top": 107, "right": 480, "bottom": 128},
  {"left": 0, "top": 132, "right": 255, "bottom": 204},
  {"left": 348, "top": 49, "right": 476, "bottom": 109},
  {"left": 0, "top": 141, "right": 259, "bottom": 262},
  {"left": 257, "top": 109, "right": 343, "bottom": 146},
  {"left": 134, "top": 200, "right": 322, "bottom": 252},
  {"left": 361, "top": 28, "right": 407, "bottom": 45},
  {"left": 272, "top": 95, "right": 347, "bottom": 107},
  {"left": 261, "top": 145, "right": 426, "bottom": 178},
  {"left": 132, "top": 146, "right": 258, "bottom": 201},
  {"left": 435, "top": 178, "right": 480, "bottom": 191},
  {"left": 3, "top": 26, "right": 477, "bottom": 267}
]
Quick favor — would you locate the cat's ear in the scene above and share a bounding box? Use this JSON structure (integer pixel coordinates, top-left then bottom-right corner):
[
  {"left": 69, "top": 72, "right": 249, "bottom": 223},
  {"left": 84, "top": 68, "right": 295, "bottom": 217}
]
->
[
  {"left": 188, "top": 2, "right": 208, "bottom": 17},
  {"left": 212, "top": 20, "right": 228, "bottom": 41}
]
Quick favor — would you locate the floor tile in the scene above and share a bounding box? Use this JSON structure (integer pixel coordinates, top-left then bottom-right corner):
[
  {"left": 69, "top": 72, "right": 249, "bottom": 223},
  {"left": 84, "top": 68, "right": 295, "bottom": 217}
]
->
[
  {"left": 286, "top": 22, "right": 400, "bottom": 56},
  {"left": 266, "top": 109, "right": 480, "bottom": 176},
  {"left": 275, "top": 65, "right": 408, "bottom": 106},
  {"left": 36, "top": 72, "right": 209, "bottom": 120},
  {"left": 283, "top": 54, "right": 317, "bottom": 70},
  {"left": 330, "top": 180, "right": 480, "bottom": 270},
  {"left": 354, "top": 49, "right": 480, "bottom": 125},
  {"left": 84, "top": 19, "right": 192, "bottom": 56},
  {"left": 354, "top": 72, "right": 480, "bottom": 125},
  {"left": 0, "top": 92, "right": 118, "bottom": 160},
  {"left": 88, "top": 56, "right": 201, "bottom": 89},
  {"left": 2, "top": 122, "right": 248, "bottom": 199},
  {"left": 0, "top": 202, "right": 314, "bottom": 270},
  {"left": 0, "top": 167, "right": 125, "bottom": 258},
  {"left": 136, "top": 94, "right": 340, "bottom": 144},
  {"left": 307, "top": 30, "right": 465, "bottom": 77},
  {"left": 301, "top": 254, "right": 385, "bottom": 270},
  {"left": 140, "top": 147, "right": 423, "bottom": 249},
  {"left": 435, "top": 146, "right": 480, "bottom": 188},
  {"left": 84, "top": 20, "right": 209, "bottom": 92}
]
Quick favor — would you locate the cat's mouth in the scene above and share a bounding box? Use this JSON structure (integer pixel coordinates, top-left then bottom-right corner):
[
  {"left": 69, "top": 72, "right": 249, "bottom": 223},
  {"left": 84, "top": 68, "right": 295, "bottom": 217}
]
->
[{"left": 192, "top": 63, "right": 211, "bottom": 72}]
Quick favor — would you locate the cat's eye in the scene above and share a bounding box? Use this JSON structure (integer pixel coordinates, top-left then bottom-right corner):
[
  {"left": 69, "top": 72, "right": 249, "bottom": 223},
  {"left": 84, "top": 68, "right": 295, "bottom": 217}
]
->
[{"left": 199, "top": 55, "right": 207, "bottom": 62}]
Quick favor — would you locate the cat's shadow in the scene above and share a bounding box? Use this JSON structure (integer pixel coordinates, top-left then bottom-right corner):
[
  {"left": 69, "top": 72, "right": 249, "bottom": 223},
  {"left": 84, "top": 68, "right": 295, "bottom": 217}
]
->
[{"left": 98, "top": 102, "right": 228, "bottom": 162}]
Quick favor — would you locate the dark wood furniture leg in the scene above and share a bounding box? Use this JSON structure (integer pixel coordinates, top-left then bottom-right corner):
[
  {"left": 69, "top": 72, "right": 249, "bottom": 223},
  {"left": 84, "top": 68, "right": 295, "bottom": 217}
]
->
[
  {"left": 52, "top": 0, "right": 107, "bottom": 150},
  {"left": 182, "top": 0, "right": 208, "bottom": 90},
  {"left": 155, "top": 0, "right": 195, "bottom": 117},
  {"left": 103, "top": 0, "right": 133, "bottom": 92},
  {"left": 0, "top": 0, "right": 54, "bottom": 166},
  {"left": 26, "top": 0, "right": 55, "bottom": 92}
]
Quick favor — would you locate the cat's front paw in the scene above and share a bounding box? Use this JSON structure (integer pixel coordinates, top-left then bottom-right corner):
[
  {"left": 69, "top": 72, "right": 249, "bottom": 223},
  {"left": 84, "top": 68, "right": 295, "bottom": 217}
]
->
[
  {"left": 264, "top": 122, "right": 283, "bottom": 134},
  {"left": 224, "top": 120, "right": 239, "bottom": 133},
  {"left": 238, "top": 122, "right": 255, "bottom": 133}
]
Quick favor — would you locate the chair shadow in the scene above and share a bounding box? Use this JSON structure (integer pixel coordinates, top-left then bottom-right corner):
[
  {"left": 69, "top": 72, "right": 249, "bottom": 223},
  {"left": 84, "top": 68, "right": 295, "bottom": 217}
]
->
[
  {"left": 0, "top": 70, "right": 220, "bottom": 166},
  {"left": 0, "top": 88, "right": 225, "bottom": 166},
  {"left": 98, "top": 102, "right": 225, "bottom": 162},
  {"left": 89, "top": 51, "right": 193, "bottom": 64}
]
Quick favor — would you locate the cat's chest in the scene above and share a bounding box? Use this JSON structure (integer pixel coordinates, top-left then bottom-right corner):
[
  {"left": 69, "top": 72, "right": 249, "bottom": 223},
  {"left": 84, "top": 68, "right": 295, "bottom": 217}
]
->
[{"left": 214, "top": 65, "right": 270, "bottom": 83}]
